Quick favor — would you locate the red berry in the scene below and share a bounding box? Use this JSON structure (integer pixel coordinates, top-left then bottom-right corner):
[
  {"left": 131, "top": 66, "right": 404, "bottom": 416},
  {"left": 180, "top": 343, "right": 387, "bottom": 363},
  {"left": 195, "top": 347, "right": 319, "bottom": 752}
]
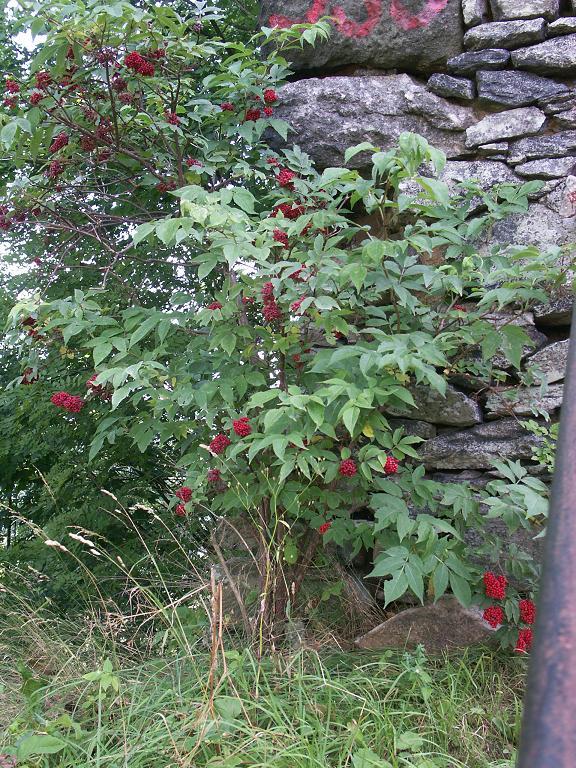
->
[
  {"left": 263, "top": 106, "right": 273, "bottom": 117},
  {"left": 514, "top": 628, "right": 533, "bottom": 654},
  {"left": 383, "top": 456, "right": 399, "bottom": 475},
  {"left": 207, "top": 301, "right": 222, "bottom": 310},
  {"left": 339, "top": 458, "right": 357, "bottom": 477},
  {"left": 519, "top": 599, "right": 536, "bottom": 626},
  {"left": 262, "top": 301, "right": 282, "bottom": 323},
  {"left": 175, "top": 486, "right": 192, "bottom": 503},
  {"left": 186, "top": 157, "right": 202, "bottom": 167},
  {"left": 233, "top": 417, "right": 252, "bottom": 437},
  {"left": 453, "top": 304, "right": 466, "bottom": 312},
  {"left": 261, "top": 282, "right": 274, "bottom": 300},
  {"left": 263, "top": 88, "right": 278, "bottom": 104},
  {"left": 49, "top": 132, "right": 69, "bottom": 154},
  {"left": 318, "top": 521, "right": 332, "bottom": 535},
  {"left": 50, "top": 391, "right": 85, "bottom": 413},
  {"left": 277, "top": 168, "right": 296, "bottom": 189},
  {"left": 220, "top": 101, "right": 234, "bottom": 111},
  {"left": 273, "top": 228, "right": 289, "bottom": 247},
  {"left": 245, "top": 108, "right": 261, "bottom": 122},
  {"left": 29, "top": 91, "right": 43, "bottom": 105},
  {"left": 207, "top": 469, "right": 221, "bottom": 483},
  {"left": 483, "top": 605, "right": 504, "bottom": 628},
  {"left": 483, "top": 572, "right": 507, "bottom": 601},
  {"left": 175, "top": 503, "right": 187, "bottom": 517},
  {"left": 165, "top": 111, "right": 179, "bottom": 125},
  {"left": 209, "top": 434, "right": 231, "bottom": 455}
]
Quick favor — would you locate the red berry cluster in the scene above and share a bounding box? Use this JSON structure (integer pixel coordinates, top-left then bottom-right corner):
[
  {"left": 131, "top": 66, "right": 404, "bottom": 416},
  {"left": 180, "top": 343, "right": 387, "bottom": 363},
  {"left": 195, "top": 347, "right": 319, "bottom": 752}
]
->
[
  {"left": 6, "top": 79, "right": 19, "bottom": 94},
  {"left": 165, "top": 111, "right": 179, "bottom": 125},
  {"left": 245, "top": 108, "right": 260, "bottom": 122},
  {"left": 483, "top": 571, "right": 507, "bottom": 600},
  {"left": 453, "top": 304, "right": 467, "bottom": 312},
  {"left": 515, "top": 628, "right": 533, "bottom": 654},
  {"left": 175, "top": 486, "right": 192, "bottom": 503},
  {"left": 482, "top": 605, "right": 504, "bottom": 628},
  {"left": 21, "top": 368, "right": 39, "bottom": 385},
  {"left": 318, "top": 521, "right": 332, "bottom": 535},
  {"left": 207, "top": 301, "right": 222, "bottom": 310},
  {"left": 175, "top": 504, "right": 187, "bottom": 517},
  {"left": 186, "top": 157, "right": 201, "bottom": 168},
  {"left": 232, "top": 417, "right": 252, "bottom": 437},
  {"left": 49, "top": 131, "right": 69, "bottom": 154},
  {"left": 207, "top": 468, "right": 221, "bottom": 483},
  {"left": 123, "top": 51, "right": 155, "bottom": 76},
  {"left": 339, "top": 458, "right": 357, "bottom": 477},
  {"left": 35, "top": 71, "right": 52, "bottom": 89},
  {"left": 46, "top": 160, "right": 65, "bottom": 179},
  {"left": 29, "top": 91, "right": 43, "bottom": 105},
  {"left": 383, "top": 456, "right": 399, "bottom": 475},
  {"left": 263, "top": 88, "right": 278, "bottom": 104},
  {"left": 50, "top": 391, "right": 85, "bottom": 413},
  {"left": 271, "top": 202, "right": 305, "bottom": 220},
  {"left": 220, "top": 101, "right": 234, "bottom": 111},
  {"left": 277, "top": 168, "right": 296, "bottom": 190},
  {"left": 290, "top": 297, "right": 306, "bottom": 314},
  {"left": 261, "top": 282, "right": 282, "bottom": 323},
  {"left": 86, "top": 374, "right": 111, "bottom": 400},
  {"left": 273, "top": 228, "right": 289, "bottom": 248},
  {"left": 519, "top": 599, "right": 536, "bottom": 626},
  {"left": 209, "top": 434, "right": 231, "bottom": 455}
]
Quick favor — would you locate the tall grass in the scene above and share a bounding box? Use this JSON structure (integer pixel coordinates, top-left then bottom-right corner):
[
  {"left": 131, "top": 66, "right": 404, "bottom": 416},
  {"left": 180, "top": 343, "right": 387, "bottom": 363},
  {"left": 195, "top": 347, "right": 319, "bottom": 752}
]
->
[
  {"left": 0, "top": 600, "right": 525, "bottom": 768},
  {"left": 0, "top": 503, "right": 527, "bottom": 767}
]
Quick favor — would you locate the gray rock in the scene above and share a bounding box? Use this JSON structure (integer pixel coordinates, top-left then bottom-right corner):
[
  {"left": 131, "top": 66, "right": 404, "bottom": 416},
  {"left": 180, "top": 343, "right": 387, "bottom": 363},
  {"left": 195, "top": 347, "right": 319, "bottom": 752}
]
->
[
  {"left": 420, "top": 418, "right": 542, "bottom": 469},
  {"left": 489, "top": 0, "right": 559, "bottom": 21},
  {"left": 463, "top": 0, "right": 489, "bottom": 26},
  {"left": 508, "top": 130, "right": 576, "bottom": 163},
  {"left": 541, "top": 174, "right": 576, "bottom": 216},
  {"left": 538, "top": 91, "right": 576, "bottom": 114},
  {"left": 448, "top": 48, "right": 511, "bottom": 74},
  {"left": 402, "top": 159, "right": 520, "bottom": 212},
  {"left": 355, "top": 596, "right": 496, "bottom": 652},
  {"left": 548, "top": 17, "right": 576, "bottom": 36},
  {"left": 428, "top": 73, "right": 476, "bottom": 101},
  {"left": 511, "top": 34, "right": 576, "bottom": 75},
  {"left": 465, "top": 107, "right": 546, "bottom": 147},
  {"left": 387, "top": 418, "right": 437, "bottom": 440},
  {"left": 477, "top": 141, "right": 509, "bottom": 158},
  {"left": 272, "top": 75, "right": 471, "bottom": 169},
  {"left": 526, "top": 339, "right": 570, "bottom": 383},
  {"left": 533, "top": 295, "right": 574, "bottom": 326},
  {"left": 488, "top": 202, "right": 576, "bottom": 249},
  {"left": 464, "top": 19, "right": 546, "bottom": 51},
  {"left": 260, "top": 0, "right": 464, "bottom": 75},
  {"left": 485, "top": 384, "right": 564, "bottom": 416},
  {"left": 476, "top": 70, "right": 568, "bottom": 108},
  {"left": 515, "top": 157, "right": 576, "bottom": 178},
  {"left": 554, "top": 108, "right": 576, "bottom": 128},
  {"left": 385, "top": 383, "right": 482, "bottom": 426}
]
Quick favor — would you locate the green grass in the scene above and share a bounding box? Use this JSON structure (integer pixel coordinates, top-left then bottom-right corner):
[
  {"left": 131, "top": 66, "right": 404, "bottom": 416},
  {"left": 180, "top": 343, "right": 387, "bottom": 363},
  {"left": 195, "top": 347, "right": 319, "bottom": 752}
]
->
[{"left": 0, "top": 611, "right": 526, "bottom": 768}]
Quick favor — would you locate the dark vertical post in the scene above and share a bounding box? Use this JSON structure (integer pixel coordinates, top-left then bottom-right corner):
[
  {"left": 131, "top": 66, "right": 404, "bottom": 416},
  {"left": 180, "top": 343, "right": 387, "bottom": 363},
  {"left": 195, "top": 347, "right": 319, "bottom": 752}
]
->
[{"left": 517, "top": 308, "right": 576, "bottom": 767}]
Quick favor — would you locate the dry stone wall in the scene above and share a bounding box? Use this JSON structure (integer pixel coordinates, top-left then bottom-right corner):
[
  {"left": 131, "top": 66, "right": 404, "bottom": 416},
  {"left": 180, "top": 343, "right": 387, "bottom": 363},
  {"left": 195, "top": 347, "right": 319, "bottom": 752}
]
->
[{"left": 261, "top": 0, "right": 575, "bottom": 487}]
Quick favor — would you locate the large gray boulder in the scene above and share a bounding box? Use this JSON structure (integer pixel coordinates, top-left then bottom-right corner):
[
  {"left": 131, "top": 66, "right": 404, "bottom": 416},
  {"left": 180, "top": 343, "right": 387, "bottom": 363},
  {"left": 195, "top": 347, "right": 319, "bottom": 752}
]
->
[
  {"left": 356, "top": 596, "right": 496, "bottom": 652},
  {"left": 260, "top": 0, "right": 464, "bottom": 74},
  {"left": 487, "top": 202, "right": 576, "bottom": 250},
  {"left": 272, "top": 75, "right": 473, "bottom": 169},
  {"left": 385, "top": 383, "right": 482, "bottom": 426},
  {"left": 511, "top": 34, "right": 576, "bottom": 76},
  {"left": 420, "top": 418, "right": 542, "bottom": 469}
]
